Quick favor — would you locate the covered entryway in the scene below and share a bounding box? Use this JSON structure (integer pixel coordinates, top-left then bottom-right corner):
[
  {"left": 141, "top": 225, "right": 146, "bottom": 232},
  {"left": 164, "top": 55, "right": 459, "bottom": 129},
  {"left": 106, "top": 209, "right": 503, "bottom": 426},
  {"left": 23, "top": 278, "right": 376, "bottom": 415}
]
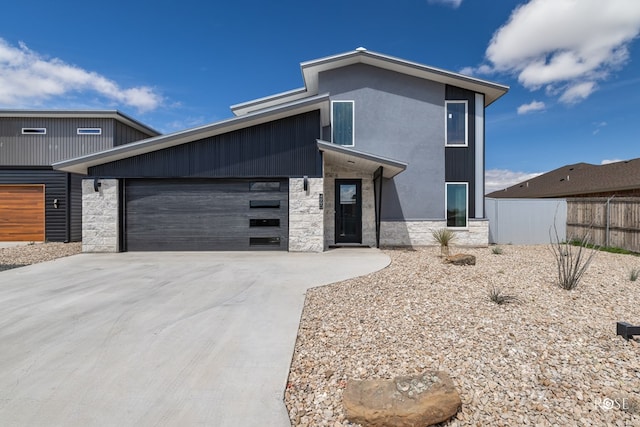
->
[
  {"left": 124, "top": 179, "right": 289, "bottom": 251},
  {"left": 0, "top": 185, "right": 45, "bottom": 241}
]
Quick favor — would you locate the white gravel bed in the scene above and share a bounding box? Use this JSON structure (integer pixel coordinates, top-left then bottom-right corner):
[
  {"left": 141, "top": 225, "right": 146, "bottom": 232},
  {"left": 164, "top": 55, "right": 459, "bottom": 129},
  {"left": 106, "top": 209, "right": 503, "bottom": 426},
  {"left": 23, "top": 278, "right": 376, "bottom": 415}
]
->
[
  {"left": 285, "top": 245, "right": 640, "bottom": 426},
  {"left": 0, "top": 242, "right": 81, "bottom": 271}
]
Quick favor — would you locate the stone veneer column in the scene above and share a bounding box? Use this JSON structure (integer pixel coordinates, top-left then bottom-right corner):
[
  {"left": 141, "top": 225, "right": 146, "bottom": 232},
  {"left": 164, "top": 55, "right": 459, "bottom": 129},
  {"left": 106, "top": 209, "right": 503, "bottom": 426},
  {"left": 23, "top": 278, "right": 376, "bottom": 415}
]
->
[
  {"left": 289, "top": 178, "right": 324, "bottom": 252},
  {"left": 82, "top": 179, "right": 119, "bottom": 253}
]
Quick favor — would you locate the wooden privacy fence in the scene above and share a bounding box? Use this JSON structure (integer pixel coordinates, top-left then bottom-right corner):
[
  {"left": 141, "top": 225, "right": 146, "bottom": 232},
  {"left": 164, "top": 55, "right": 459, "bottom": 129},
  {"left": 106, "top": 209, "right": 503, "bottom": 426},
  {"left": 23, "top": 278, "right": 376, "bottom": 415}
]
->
[{"left": 567, "top": 197, "right": 640, "bottom": 252}]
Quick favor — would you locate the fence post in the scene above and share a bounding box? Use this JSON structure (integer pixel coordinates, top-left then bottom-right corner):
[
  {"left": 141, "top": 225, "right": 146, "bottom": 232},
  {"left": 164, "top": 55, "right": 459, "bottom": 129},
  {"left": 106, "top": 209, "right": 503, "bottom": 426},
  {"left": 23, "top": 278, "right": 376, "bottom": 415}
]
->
[{"left": 605, "top": 195, "right": 615, "bottom": 248}]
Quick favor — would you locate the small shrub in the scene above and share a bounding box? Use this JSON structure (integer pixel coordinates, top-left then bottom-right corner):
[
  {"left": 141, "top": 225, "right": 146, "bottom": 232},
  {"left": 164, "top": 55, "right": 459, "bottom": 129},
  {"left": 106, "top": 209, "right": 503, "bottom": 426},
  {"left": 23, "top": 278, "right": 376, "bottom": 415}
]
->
[
  {"left": 549, "top": 223, "right": 598, "bottom": 290},
  {"left": 431, "top": 228, "right": 456, "bottom": 256},
  {"left": 491, "top": 246, "right": 503, "bottom": 255},
  {"left": 630, "top": 268, "right": 640, "bottom": 282},
  {"left": 488, "top": 286, "right": 519, "bottom": 305}
]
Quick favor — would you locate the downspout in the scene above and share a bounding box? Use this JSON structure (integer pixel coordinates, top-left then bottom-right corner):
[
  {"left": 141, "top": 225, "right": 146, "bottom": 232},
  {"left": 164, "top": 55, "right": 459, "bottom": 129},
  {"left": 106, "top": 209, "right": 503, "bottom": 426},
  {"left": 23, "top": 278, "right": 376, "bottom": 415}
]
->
[{"left": 373, "top": 167, "right": 383, "bottom": 248}]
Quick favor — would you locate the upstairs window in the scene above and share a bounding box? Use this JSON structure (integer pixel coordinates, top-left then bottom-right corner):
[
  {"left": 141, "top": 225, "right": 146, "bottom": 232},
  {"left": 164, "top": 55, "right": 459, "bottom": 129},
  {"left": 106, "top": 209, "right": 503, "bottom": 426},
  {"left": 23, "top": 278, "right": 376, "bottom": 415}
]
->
[
  {"left": 446, "top": 182, "right": 468, "bottom": 228},
  {"left": 445, "top": 100, "right": 467, "bottom": 146},
  {"left": 77, "top": 128, "right": 102, "bottom": 135},
  {"left": 331, "top": 100, "right": 354, "bottom": 146},
  {"left": 22, "top": 128, "right": 46, "bottom": 135}
]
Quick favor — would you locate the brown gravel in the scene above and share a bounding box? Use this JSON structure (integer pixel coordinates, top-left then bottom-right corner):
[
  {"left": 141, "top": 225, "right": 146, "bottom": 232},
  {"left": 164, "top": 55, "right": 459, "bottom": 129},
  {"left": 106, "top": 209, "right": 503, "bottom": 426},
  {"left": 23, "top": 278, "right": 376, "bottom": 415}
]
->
[
  {"left": 285, "top": 245, "right": 640, "bottom": 426},
  {"left": 0, "top": 242, "right": 82, "bottom": 272}
]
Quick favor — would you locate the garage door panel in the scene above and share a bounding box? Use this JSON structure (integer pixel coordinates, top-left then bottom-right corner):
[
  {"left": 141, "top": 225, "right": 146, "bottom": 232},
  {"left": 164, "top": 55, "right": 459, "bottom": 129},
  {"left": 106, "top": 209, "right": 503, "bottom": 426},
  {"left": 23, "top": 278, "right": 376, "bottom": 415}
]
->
[
  {"left": 0, "top": 185, "right": 45, "bottom": 241},
  {"left": 125, "top": 179, "right": 288, "bottom": 251}
]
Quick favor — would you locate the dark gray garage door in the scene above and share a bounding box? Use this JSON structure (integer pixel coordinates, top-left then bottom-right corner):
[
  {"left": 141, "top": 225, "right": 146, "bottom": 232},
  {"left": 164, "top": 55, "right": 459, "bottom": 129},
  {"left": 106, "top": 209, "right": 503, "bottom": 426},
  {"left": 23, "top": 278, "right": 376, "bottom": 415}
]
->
[{"left": 124, "top": 179, "right": 289, "bottom": 251}]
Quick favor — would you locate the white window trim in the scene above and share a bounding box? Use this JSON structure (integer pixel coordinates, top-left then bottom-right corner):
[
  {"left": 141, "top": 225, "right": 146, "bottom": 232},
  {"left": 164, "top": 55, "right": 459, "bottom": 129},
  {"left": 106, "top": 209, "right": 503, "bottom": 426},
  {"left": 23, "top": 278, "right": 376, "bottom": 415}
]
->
[
  {"left": 331, "top": 100, "right": 355, "bottom": 147},
  {"left": 445, "top": 182, "right": 469, "bottom": 229},
  {"left": 21, "top": 127, "right": 46, "bottom": 135},
  {"left": 444, "top": 100, "right": 468, "bottom": 147},
  {"left": 77, "top": 127, "right": 102, "bottom": 135}
]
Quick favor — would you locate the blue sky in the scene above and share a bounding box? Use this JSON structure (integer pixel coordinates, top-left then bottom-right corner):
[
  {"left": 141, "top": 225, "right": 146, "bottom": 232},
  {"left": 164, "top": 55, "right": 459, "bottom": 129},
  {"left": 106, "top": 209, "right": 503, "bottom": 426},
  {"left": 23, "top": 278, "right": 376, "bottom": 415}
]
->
[{"left": 1, "top": 0, "right": 639, "bottom": 192}]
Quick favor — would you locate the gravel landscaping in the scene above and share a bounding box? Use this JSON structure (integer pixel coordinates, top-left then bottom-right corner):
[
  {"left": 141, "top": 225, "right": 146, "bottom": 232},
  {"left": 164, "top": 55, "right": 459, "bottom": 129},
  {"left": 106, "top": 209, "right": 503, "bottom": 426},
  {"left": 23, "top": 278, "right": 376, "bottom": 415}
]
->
[
  {"left": 285, "top": 245, "right": 640, "bottom": 426},
  {"left": 0, "top": 242, "right": 81, "bottom": 272}
]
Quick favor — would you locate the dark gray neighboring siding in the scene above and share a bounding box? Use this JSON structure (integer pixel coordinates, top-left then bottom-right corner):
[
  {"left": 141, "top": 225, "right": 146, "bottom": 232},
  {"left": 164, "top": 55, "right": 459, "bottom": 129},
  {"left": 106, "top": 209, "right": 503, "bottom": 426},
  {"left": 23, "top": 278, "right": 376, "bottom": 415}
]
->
[
  {"left": 0, "top": 169, "right": 69, "bottom": 242},
  {"left": 0, "top": 117, "right": 156, "bottom": 166},
  {"left": 445, "top": 85, "right": 476, "bottom": 218},
  {"left": 0, "top": 118, "right": 115, "bottom": 165},
  {"left": 69, "top": 173, "right": 83, "bottom": 242},
  {"left": 114, "top": 120, "right": 155, "bottom": 146},
  {"left": 88, "top": 111, "right": 322, "bottom": 178}
]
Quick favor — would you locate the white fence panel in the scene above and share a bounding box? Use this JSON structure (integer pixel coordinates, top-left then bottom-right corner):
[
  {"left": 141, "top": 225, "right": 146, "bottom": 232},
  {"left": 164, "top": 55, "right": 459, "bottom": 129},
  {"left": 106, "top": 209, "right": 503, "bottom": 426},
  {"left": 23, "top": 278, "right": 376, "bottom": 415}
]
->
[{"left": 486, "top": 198, "right": 567, "bottom": 245}]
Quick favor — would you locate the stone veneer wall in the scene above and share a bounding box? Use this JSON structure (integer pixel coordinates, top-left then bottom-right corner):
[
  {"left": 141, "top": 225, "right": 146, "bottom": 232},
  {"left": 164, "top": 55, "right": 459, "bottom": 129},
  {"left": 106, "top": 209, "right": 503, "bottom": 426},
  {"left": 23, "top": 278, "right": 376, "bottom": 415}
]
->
[
  {"left": 82, "top": 179, "right": 119, "bottom": 253},
  {"left": 289, "top": 177, "right": 324, "bottom": 252},
  {"left": 323, "top": 164, "right": 376, "bottom": 248},
  {"left": 380, "top": 219, "right": 489, "bottom": 247}
]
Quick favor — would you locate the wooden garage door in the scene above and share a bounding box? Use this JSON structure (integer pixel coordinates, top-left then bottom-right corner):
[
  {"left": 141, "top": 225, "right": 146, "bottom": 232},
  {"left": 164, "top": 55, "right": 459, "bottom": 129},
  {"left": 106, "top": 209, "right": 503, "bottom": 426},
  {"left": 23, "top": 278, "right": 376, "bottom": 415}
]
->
[
  {"left": 0, "top": 185, "right": 45, "bottom": 241},
  {"left": 124, "top": 179, "right": 289, "bottom": 251}
]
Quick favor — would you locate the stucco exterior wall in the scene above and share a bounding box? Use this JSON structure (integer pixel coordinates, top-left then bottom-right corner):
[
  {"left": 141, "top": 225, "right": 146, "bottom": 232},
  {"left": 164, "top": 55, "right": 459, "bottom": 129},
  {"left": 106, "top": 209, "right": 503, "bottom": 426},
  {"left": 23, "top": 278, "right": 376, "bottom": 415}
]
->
[
  {"left": 82, "top": 179, "right": 119, "bottom": 253},
  {"left": 289, "top": 177, "right": 324, "bottom": 252},
  {"left": 324, "top": 163, "right": 376, "bottom": 248},
  {"left": 318, "top": 63, "right": 446, "bottom": 221}
]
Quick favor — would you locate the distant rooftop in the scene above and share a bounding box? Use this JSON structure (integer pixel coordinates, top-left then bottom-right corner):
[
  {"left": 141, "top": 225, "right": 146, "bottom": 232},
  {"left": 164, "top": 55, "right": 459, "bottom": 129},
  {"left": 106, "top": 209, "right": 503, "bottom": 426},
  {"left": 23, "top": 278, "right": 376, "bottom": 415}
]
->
[
  {"left": 0, "top": 110, "right": 160, "bottom": 136},
  {"left": 487, "top": 158, "right": 640, "bottom": 198}
]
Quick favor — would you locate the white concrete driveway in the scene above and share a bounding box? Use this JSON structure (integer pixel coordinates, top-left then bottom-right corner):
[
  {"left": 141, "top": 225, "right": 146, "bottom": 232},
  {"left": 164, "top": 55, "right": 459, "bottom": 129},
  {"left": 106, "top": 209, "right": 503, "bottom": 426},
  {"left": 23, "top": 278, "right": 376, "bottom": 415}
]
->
[{"left": 0, "top": 249, "right": 390, "bottom": 427}]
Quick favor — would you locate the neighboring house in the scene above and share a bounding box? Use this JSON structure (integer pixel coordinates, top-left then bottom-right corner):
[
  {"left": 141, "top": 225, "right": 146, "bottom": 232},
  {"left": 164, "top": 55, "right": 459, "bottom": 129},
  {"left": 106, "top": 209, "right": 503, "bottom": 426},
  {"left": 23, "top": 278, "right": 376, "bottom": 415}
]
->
[
  {"left": 0, "top": 111, "right": 159, "bottom": 242},
  {"left": 54, "top": 48, "right": 508, "bottom": 252},
  {"left": 487, "top": 159, "right": 640, "bottom": 199}
]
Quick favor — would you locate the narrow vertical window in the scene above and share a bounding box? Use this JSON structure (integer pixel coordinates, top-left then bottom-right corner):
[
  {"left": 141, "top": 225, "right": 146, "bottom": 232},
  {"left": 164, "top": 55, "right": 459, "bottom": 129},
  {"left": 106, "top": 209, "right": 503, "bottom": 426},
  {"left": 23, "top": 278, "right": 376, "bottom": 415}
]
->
[
  {"left": 445, "top": 100, "right": 467, "bottom": 146},
  {"left": 331, "top": 100, "right": 354, "bottom": 146},
  {"left": 446, "top": 182, "right": 468, "bottom": 228}
]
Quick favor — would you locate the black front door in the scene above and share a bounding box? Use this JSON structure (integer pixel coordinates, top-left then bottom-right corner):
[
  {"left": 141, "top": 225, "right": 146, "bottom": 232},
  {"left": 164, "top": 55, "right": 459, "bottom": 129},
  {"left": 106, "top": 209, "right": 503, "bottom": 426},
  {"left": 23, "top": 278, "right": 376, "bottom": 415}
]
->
[{"left": 335, "top": 179, "right": 362, "bottom": 244}]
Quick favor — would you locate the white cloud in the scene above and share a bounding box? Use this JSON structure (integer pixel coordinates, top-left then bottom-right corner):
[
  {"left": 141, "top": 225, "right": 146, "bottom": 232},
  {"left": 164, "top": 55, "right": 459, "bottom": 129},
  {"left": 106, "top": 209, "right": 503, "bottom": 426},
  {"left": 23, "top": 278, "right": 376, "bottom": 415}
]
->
[
  {"left": 427, "top": 0, "right": 462, "bottom": 8},
  {"left": 592, "top": 121, "right": 607, "bottom": 135},
  {"left": 558, "top": 81, "right": 596, "bottom": 104},
  {"left": 483, "top": 0, "right": 640, "bottom": 104},
  {"left": 0, "top": 39, "right": 163, "bottom": 112},
  {"left": 485, "top": 169, "right": 544, "bottom": 194},
  {"left": 601, "top": 159, "right": 623, "bottom": 164},
  {"left": 517, "top": 100, "right": 545, "bottom": 114}
]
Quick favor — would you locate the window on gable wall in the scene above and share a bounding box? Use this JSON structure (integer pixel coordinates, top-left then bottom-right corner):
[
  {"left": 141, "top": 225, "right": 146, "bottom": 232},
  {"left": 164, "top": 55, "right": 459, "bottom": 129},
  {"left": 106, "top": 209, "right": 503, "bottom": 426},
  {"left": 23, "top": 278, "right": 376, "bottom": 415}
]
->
[
  {"left": 331, "top": 100, "right": 354, "bottom": 146},
  {"left": 445, "top": 100, "right": 467, "bottom": 146},
  {"left": 446, "top": 182, "right": 468, "bottom": 228}
]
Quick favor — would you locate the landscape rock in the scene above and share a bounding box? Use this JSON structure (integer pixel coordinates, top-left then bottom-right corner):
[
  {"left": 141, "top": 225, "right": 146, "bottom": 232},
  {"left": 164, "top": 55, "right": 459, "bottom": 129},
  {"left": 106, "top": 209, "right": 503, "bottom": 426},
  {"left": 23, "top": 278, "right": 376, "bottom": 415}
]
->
[
  {"left": 444, "top": 253, "right": 476, "bottom": 265},
  {"left": 342, "top": 371, "right": 461, "bottom": 427}
]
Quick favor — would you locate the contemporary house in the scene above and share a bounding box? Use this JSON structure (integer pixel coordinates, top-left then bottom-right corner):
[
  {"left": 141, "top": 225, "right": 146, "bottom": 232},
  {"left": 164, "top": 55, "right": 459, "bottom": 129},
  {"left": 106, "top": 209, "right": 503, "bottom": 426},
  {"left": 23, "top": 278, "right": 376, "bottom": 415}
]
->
[
  {"left": 0, "top": 111, "right": 159, "bottom": 242},
  {"left": 487, "top": 159, "right": 640, "bottom": 198},
  {"left": 54, "top": 48, "right": 509, "bottom": 252}
]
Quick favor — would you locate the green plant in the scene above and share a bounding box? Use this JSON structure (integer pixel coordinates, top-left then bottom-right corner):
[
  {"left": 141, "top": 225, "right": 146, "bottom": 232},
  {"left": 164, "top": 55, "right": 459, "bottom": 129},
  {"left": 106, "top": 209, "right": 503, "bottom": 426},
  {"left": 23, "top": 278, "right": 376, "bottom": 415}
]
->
[
  {"left": 491, "top": 246, "right": 503, "bottom": 255},
  {"left": 630, "top": 268, "right": 640, "bottom": 282},
  {"left": 549, "top": 223, "right": 598, "bottom": 290},
  {"left": 488, "top": 286, "right": 519, "bottom": 305},
  {"left": 431, "top": 228, "right": 456, "bottom": 256}
]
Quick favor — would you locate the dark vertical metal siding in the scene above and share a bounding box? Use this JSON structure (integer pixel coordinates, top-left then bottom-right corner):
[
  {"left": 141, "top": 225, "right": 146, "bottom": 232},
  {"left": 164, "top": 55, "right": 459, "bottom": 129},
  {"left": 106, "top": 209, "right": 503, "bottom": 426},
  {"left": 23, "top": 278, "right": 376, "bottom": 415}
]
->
[
  {"left": 0, "top": 118, "right": 117, "bottom": 165},
  {"left": 0, "top": 169, "right": 69, "bottom": 241},
  {"left": 445, "top": 85, "right": 476, "bottom": 218},
  {"left": 114, "top": 120, "right": 155, "bottom": 146},
  {"left": 69, "top": 173, "right": 83, "bottom": 242},
  {"left": 88, "top": 111, "right": 322, "bottom": 178}
]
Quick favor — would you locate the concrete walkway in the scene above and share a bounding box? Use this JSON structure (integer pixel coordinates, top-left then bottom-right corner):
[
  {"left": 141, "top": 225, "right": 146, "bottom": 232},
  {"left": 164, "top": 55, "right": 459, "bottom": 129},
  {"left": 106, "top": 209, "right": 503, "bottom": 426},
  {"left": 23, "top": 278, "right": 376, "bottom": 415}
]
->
[{"left": 0, "top": 249, "right": 390, "bottom": 426}]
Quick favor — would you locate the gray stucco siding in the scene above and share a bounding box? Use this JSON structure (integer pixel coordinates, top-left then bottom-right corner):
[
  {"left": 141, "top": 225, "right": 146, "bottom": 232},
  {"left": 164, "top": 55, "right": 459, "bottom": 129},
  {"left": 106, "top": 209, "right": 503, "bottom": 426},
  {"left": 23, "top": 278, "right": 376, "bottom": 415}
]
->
[{"left": 318, "top": 63, "right": 446, "bottom": 220}]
